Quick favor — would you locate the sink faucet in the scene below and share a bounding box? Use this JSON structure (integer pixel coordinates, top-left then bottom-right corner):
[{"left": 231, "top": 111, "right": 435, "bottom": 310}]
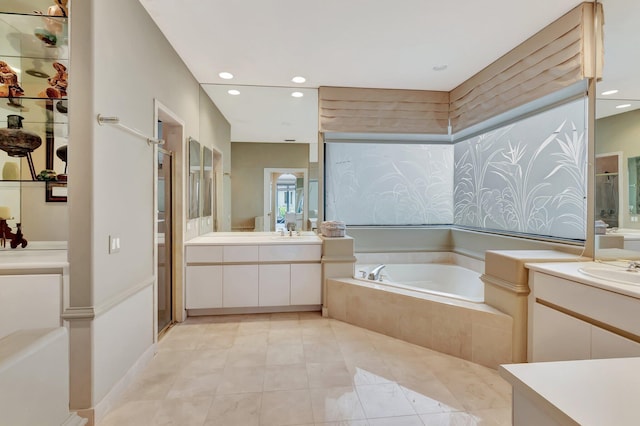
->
[
  {"left": 287, "top": 222, "right": 296, "bottom": 236},
  {"left": 367, "top": 264, "right": 386, "bottom": 281}
]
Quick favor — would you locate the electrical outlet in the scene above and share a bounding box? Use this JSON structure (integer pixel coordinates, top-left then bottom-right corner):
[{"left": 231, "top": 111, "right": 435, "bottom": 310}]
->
[{"left": 109, "top": 235, "right": 121, "bottom": 254}]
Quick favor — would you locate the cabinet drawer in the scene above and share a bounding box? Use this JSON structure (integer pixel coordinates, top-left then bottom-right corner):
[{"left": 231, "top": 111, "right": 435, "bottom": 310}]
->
[
  {"left": 591, "top": 326, "right": 640, "bottom": 359},
  {"left": 532, "top": 303, "right": 591, "bottom": 362},
  {"left": 224, "top": 245, "right": 259, "bottom": 262},
  {"left": 185, "top": 245, "right": 223, "bottom": 263},
  {"left": 533, "top": 272, "right": 640, "bottom": 336},
  {"left": 259, "top": 244, "right": 321, "bottom": 262}
]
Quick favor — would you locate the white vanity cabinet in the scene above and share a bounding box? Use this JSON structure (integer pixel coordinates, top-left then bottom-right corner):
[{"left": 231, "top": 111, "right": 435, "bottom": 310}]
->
[
  {"left": 528, "top": 263, "right": 640, "bottom": 362},
  {"left": 185, "top": 233, "right": 322, "bottom": 313}
]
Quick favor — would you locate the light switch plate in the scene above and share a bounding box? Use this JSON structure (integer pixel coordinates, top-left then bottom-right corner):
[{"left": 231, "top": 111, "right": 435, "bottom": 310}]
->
[{"left": 109, "top": 235, "right": 120, "bottom": 254}]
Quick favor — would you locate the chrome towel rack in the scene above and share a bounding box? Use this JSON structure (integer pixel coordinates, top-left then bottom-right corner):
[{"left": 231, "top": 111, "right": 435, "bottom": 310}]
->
[{"left": 96, "top": 114, "right": 165, "bottom": 145}]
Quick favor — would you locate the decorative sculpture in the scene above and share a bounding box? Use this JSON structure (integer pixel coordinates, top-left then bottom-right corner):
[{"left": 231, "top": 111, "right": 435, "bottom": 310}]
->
[
  {"left": 0, "top": 115, "right": 42, "bottom": 180},
  {"left": 38, "top": 62, "right": 67, "bottom": 98},
  {"left": 10, "top": 223, "right": 28, "bottom": 249},
  {"left": 0, "top": 61, "right": 25, "bottom": 104}
]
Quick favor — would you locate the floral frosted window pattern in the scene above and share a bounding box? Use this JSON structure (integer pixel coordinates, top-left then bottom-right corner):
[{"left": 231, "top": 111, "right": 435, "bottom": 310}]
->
[
  {"left": 325, "top": 143, "right": 454, "bottom": 225},
  {"left": 454, "top": 98, "right": 587, "bottom": 240}
]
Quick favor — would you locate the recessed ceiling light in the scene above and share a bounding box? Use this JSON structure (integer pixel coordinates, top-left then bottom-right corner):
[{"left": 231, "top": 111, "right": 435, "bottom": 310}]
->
[
  {"left": 292, "top": 76, "right": 306, "bottom": 84},
  {"left": 616, "top": 103, "right": 631, "bottom": 109},
  {"left": 291, "top": 91, "right": 304, "bottom": 98},
  {"left": 601, "top": 89, "right": 619, "bottom": 96},
  {"left": 219, "top": 72, "right": 234, "bottom": 80},
  {"left": 227, "top": 89, "right": 240, "bottom": 95},
  {"left": 433, "top": 64, "right": 448, "bottom": 71}
]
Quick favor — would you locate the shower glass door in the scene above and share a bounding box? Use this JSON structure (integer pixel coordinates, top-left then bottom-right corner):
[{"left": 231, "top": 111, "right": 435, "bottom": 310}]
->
[{"left": 157, "top": 147, "right": 173, "bottom": 335}]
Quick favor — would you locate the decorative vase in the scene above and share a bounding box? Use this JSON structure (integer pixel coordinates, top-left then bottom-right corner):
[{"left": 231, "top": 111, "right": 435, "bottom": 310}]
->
[{"left": 2, "top": 161, "right": 19, "bottom": 180}]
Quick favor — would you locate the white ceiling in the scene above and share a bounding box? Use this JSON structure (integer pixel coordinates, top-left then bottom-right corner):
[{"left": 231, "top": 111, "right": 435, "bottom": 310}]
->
[{"left": 139, "top": 0, "right": 638, "bottom": 141}]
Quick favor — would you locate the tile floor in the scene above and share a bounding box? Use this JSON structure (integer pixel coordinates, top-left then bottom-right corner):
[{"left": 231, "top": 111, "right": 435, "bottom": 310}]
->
[{"left": 99, "top": 312, "right": 512, "bottom": 426}]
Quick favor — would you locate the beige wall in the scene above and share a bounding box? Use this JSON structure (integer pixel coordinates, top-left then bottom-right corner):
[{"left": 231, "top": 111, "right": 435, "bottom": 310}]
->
[
  {"left": 67, "top": 0, "right": 231, "bottom": 417},
  {"left": 231, "top": 142, "right": 308, "bottom": 230},
  {"left": 595, "top": 109, "right": 640, "bottom": 229}
]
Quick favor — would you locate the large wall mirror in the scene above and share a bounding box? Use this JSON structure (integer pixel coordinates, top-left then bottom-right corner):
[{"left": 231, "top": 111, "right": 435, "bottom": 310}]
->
[
  {"left": 201, "top": 85, "right": 319, "bottom": 232},
  {"left": 595, "top": 0, "right": 640, "bottom": 256}
]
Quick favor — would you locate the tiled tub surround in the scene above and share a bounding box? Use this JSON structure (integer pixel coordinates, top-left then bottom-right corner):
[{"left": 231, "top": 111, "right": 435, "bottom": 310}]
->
[{"left": 328, "top": 252, "right": 512, "bottom": 369}]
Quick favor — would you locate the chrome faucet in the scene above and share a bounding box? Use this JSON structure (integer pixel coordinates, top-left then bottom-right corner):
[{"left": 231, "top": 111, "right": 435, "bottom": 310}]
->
[
  {"left": 286, "top": 222, "right": 297, "bottom": 236},
  {"left": 627, "top": 261, "right": 640, "bottom": 271},
  {"left": 367, "top": 264, "right": 386, "bottom": 281}
]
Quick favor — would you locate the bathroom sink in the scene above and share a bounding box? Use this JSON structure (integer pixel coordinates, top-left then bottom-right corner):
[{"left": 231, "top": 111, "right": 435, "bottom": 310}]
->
[
  {"left": 269, "top": 234, "right": 320, "bottom": 241},
  {"left": 578, "top": 266, "right": 640, "bottom": 286}
]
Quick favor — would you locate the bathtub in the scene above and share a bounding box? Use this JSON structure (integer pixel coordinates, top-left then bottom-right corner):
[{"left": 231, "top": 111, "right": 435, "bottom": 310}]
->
[
  {"left": 356, "top": 263, "right": 484, "bottom": 303},
  {"left": 326, "top": 256, "right": 513, "bottom": 369}
]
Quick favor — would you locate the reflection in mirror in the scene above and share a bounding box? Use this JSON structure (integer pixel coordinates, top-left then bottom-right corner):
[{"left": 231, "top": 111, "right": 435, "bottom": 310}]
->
[
  {"left": 628, "top": 156, "right": 640, "bottom": 215},
  {"left": 595, "top": 0, "right": 640, "bottom": 257},
  {"left": 202, "top": 146, "right": 212, "bottom": 217},
  {"left": 595, "top": 153, "right": 620, "bottom": 228},
  {"left": 308, "top": 179, "right": 318, "bottom": 231},
  {"left": 188, "top": 137, "right": 200, "bottom": 219}
]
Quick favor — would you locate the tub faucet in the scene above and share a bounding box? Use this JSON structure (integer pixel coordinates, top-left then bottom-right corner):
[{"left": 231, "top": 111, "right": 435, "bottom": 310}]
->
[
  {"left": 368, "top": 264, "right": 386, "bottom": 281},
  {"left": 627, "top": 261, "right": 640, "bottom": 271}
]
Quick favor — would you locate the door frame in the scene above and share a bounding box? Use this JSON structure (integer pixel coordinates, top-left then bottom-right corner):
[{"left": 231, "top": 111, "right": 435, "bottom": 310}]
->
[{"left": 153, "top": 99, "right": 186, "bottom": 341}]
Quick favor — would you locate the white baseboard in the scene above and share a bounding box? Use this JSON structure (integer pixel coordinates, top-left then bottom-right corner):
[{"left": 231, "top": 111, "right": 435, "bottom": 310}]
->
[
  {"left": 93, "top": 343, "right": 157, "bottom": 424},
  {"left": 62, "top": 413, "right": 88, "bottom": 426}
]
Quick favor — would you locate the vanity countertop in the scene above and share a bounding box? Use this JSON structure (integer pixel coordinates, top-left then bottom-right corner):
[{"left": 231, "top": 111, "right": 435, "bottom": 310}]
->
[
  {"left": 500, "top": 357, "right": 640, "bottom": 426},
  {"left": 0, "top": 249, "right": 68, "bottom": 270},
  {"left": 525, "top": 261, "right": 640, "bottom": 300},
  {"left": 186, "top": 231, "right": 322, "bottom": 246}
]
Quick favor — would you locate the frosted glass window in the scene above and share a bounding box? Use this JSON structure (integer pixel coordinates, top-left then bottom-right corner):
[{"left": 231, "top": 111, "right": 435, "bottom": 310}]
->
[
  {"left": 454, "top": 98, "right": 587, "bottom": 241},
  {"left": 324, "top": 98, "right": 587, "bottom": 240},
  {"left": 325, "top": 143, "right": 454, "bottom": 225}
]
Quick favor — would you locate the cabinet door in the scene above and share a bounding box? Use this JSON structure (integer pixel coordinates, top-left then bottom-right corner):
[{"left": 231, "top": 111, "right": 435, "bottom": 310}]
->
[
  {"left": 591, "top": 326, "right": 640, "bottom": 359},
  {"left": 290, "top": 263, "right": 321, "bottom": 305},
  {"left": 259, "top": 264, "right": 290, "bottom": 306},
  {"left": 532, "top": 303, "right": 590, "bottom": 362},
  {"left": 223, "top": 265, "right": 259, "bottom": 307},
  {"left": 185, "top": 266, "right": 222, "bottom": 309}
]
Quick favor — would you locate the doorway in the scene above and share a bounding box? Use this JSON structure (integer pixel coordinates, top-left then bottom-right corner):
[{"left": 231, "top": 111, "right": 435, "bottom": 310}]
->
[
  {"left": 154, "top": 100, "right": 186, "bottom": 338},
  {"left": 595, "top": 152, "right": 622, "bottom": 228},
  {"left": 263, "top": 168, "right": 308, "bottom": 231}
]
